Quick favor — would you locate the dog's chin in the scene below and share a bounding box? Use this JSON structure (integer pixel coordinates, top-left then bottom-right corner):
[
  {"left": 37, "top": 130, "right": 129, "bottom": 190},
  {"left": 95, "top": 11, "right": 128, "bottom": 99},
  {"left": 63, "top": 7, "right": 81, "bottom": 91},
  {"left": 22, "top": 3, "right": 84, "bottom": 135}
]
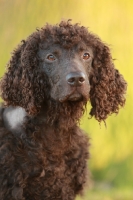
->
[
  {"left": 67, "top": 93, "right": 83, "bottom": 102},
  {"left": 59, "top": 92, "right": 88, "bottom": 103}
]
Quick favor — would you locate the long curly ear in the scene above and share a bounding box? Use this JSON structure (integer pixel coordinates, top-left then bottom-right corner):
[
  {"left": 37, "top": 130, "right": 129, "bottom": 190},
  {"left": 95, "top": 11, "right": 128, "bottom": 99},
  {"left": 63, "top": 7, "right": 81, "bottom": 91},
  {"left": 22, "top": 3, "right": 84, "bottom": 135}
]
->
[
  {"left": 0, "top": 32, "right": 48, "bottom": 115},
  {"left": 89, "top": 40, "right": 127, "bottom": 122}
]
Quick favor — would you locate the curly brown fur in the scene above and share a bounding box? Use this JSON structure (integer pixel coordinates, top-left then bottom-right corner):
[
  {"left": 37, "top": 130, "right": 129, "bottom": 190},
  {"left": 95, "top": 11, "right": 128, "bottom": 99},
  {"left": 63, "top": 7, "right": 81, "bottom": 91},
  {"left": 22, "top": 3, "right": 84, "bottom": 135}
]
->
[{"left": 0, "top": 20, "right": 126, "bottom": 200}]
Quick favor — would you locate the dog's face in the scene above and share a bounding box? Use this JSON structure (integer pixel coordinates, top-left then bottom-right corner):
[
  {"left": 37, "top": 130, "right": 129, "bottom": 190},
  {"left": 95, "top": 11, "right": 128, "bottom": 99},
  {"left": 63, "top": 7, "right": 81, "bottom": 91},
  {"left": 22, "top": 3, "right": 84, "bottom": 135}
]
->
[{"left": 39, "top": 43, "right": 93, "bottom": 103}]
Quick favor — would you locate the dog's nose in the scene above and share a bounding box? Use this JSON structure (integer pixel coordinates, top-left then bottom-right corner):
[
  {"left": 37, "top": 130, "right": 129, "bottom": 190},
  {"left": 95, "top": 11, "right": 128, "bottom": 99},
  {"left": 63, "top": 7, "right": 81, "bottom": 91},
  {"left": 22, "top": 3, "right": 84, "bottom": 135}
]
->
[{"left": 66, "top": 72, "right": 85, "bottom": 86}]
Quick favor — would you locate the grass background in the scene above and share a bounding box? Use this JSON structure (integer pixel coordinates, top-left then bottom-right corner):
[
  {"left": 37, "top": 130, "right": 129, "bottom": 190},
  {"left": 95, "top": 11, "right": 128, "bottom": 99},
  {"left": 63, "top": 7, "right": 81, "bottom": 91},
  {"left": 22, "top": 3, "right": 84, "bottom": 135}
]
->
[{"left": 0, "top": 0, "right": 133, "bottom": 199}]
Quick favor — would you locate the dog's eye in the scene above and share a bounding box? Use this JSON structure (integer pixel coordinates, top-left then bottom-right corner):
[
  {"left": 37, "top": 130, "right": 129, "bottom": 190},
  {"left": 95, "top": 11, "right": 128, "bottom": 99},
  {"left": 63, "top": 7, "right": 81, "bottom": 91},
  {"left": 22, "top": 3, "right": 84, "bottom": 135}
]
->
[
  {"left": 83, "top": 53, "right": 90, "bottom": 60},
  {"left": 46, "top": 54, "right": 56, "bottom": 61}
]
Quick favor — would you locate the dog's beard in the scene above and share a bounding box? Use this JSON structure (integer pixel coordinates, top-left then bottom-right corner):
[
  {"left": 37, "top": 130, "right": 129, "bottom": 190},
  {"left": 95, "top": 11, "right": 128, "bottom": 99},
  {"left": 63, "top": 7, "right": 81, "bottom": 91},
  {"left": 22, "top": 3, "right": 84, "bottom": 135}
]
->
[{"left": 46, "top": 98, "right": 87, "bottom": 130}]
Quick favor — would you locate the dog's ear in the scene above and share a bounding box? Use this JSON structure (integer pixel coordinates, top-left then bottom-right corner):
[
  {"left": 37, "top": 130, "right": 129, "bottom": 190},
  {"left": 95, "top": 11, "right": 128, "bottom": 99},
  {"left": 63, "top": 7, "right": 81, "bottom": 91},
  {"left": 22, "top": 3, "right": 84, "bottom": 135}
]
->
[
  {"left": 0, "top": 32, "right": 48, "bottom": 115},
  {"left": 89, "top": 40, "right": 127, "bottom": 122}
]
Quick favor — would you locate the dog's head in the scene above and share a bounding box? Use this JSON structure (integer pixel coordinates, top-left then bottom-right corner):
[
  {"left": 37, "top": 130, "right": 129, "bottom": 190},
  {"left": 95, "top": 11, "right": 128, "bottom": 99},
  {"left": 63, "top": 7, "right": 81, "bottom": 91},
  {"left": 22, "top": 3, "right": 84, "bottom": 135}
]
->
[{"left": 0, "top": 20, "right": 127, "bottom": 122}]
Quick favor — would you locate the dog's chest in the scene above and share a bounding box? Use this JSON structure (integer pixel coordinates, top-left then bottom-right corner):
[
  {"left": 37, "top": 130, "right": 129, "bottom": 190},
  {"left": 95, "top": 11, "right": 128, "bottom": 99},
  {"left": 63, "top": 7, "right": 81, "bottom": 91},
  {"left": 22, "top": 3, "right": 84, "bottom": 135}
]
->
[
  {"left": 20, "top": 128, "right": 88, "bottom": 199},
  {"left": 22, "top": 140, "right": 81, "bottom": 199}
]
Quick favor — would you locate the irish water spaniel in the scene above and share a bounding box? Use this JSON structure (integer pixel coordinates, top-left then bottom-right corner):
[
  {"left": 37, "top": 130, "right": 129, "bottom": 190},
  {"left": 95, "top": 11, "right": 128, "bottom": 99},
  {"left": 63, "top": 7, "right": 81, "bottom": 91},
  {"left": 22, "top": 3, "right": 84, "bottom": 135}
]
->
[{"left": 0, "top": 20, "right": 127, "bottom": 200}]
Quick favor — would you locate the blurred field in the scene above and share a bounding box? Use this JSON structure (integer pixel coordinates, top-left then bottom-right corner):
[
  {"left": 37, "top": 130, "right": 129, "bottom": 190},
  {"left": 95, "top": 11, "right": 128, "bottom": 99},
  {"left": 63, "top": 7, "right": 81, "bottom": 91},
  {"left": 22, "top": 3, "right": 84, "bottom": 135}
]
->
[
  {"left": 76, "top": 188, "right": 133, "bottom": 200},
  {"left": 0, "top": 0, "right": 133, "bottom": 199}
]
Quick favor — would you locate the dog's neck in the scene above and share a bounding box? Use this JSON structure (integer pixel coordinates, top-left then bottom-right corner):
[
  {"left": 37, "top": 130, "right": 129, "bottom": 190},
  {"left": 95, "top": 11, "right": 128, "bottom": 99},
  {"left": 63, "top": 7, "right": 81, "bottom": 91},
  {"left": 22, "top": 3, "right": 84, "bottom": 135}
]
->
[{"left": 3, "top": 101, "right": 85, "bottom": 134}]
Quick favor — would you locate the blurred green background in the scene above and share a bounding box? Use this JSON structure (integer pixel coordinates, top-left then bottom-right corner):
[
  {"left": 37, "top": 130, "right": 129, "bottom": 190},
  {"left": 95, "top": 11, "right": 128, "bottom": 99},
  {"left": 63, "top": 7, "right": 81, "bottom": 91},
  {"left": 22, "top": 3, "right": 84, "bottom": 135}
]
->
[{"left": 0, "top": 0, "right": 133, "bottom": 199}]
